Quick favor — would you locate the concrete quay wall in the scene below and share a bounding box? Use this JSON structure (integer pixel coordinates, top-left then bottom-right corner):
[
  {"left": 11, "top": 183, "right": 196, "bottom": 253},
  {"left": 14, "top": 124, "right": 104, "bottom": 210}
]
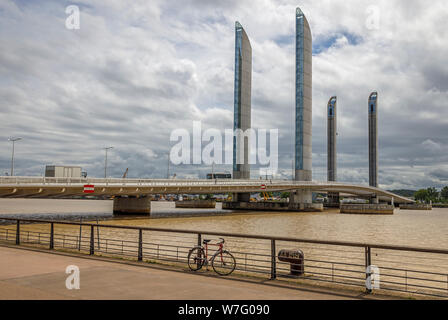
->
[
  {"left": 222, "top": 201, "right": 323, "bottom": 212},
  {"left": 340, "top": 204, "right": 394, "bottom": 215},
  {"left": 175, "top": 200, "right": 216, "bottom": 209},
  {"left": 400, "top": 204, "right": 432, "bottom": 210}
]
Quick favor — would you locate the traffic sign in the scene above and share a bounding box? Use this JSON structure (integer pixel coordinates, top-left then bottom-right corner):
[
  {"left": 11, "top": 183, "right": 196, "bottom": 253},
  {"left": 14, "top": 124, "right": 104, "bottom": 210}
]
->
[{"left": 83, "top": 184, "right": 95, "bottom": 193}]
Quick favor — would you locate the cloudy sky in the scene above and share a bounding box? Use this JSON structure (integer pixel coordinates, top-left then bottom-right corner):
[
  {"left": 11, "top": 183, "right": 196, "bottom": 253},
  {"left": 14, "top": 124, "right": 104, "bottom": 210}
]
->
[{"left": 1, "top": 0, "right": 447, "bottom": 190}]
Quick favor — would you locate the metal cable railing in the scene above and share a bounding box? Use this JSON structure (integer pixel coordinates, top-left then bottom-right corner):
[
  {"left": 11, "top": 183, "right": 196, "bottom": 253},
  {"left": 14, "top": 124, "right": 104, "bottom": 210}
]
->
[{"left": 0, "top": 217, "right": 447, "bottom": 299}]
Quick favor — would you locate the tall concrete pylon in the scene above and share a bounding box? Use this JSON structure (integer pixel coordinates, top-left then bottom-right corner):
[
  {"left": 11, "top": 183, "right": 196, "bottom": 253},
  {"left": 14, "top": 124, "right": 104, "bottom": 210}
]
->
[
  {"left": 232, "top": 21, "right": 252, "bottom": 202},
  {"left": 327, "top": 96, "right": 337, "bottom": 182},
  {"left": 292, "top": 7, "right": 313, "bottom": 205},
  {"left": 368, "top": 92, "right": 378, "bottom": 188},
  {"left": 327, "top": 96, "right": 339, "bottom": 206}
]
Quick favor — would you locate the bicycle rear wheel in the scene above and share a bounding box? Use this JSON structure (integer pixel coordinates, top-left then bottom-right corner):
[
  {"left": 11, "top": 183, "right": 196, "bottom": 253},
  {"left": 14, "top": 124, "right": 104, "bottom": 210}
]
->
[
  {"left": 187, "top": 247, "right": 205, "bottom": 271},
  {"left": 211, "top": 250, "right": 236, "bottom": 276}
]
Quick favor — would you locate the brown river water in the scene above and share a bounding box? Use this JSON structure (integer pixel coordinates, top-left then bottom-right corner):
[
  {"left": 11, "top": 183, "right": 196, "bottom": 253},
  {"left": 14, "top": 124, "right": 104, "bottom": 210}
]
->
[{"left": 0, "top": 198, "right": 447, "bottom": 248}]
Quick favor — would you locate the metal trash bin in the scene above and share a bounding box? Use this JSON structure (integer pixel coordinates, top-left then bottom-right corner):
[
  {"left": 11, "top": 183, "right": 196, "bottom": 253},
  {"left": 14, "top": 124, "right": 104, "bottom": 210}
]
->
[{"left": 278, "top": 249, "right": 304, "bottom": 277}]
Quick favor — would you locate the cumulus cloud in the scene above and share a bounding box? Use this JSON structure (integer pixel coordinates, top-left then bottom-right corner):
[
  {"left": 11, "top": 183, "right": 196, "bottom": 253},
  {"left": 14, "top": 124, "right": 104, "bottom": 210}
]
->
[{"left": 0, "top": 0, "right": 447, "bottom": 189}]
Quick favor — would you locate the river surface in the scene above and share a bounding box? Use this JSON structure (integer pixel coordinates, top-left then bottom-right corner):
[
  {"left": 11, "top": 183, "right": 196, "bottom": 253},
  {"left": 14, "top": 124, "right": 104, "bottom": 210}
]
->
[{"left": 0, "top": 198, "right": 447, "bottom": 249}]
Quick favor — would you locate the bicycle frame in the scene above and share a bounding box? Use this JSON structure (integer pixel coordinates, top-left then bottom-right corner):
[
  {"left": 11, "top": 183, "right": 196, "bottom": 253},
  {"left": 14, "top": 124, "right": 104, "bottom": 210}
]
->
[{"left": 201, "top": 240, "right": 224, "bottom": 265}]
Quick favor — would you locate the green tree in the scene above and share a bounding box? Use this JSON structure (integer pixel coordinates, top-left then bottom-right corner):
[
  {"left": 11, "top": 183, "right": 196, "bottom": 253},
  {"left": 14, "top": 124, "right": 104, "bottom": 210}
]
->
[
  {"left": 280, "top": 192, "right": 290, "bottom": 199},
  {"left": 427, "top": 187, "right": 439, "bottom": 201},
  {"left": 414, "top": 189, "right": 429, "bottom": 203},
  {"left": 415, "top": 187, "right": 440, "bottom": 203},
  {"left": 441, "top": 186, "right": 448, "bottom": 201}
]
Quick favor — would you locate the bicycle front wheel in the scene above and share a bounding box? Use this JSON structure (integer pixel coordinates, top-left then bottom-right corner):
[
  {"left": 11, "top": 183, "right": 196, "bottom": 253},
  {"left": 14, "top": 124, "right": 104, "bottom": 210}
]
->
[
  {"left": 187, "top": 247, "right": 205, "bottom": 271},
  {"left": 211, "top": 250, "right": 236, "bottom": 276}
]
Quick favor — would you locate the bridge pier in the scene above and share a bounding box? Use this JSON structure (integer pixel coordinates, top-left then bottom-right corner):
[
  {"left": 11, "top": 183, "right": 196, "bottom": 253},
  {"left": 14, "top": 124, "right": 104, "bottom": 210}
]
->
[
  {"left": 288, "top": 190, "right": 323, "bottom": 212},
  {"left": 370, "top": 195, "right": 379, "bottom": 204},
  {"left": 233, "top": 193, "right": 251, "bottom": 202},
  {"left": 326, "top": 192, "right": 340, "bottom": 208},
  {"left": 113, "top": 196, "right": 151, "bottom": 216}
]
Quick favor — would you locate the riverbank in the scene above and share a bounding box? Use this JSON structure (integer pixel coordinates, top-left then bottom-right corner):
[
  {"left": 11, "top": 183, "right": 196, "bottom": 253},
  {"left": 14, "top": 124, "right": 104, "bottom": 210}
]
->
[{"left": 0, "top": 245, "right": 378, "bottom": 300}]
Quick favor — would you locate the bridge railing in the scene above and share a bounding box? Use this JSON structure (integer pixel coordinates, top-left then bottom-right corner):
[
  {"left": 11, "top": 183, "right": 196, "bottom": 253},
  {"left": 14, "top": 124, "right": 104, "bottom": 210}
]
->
[
  {"left": 0, "top": 217, "right": 447, "bottom": 299},
  {"left": 0, "top": 176, "right": 416, "bottom": 203},
  {"left": 0, "top": 176, "right": 373, "bottom": 188}
]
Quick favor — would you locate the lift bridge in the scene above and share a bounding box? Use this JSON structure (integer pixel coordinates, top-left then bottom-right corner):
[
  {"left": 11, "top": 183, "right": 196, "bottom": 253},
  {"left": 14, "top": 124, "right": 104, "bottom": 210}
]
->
[{"left": 0, "top": 176, "right": 413, "bottom": 215}]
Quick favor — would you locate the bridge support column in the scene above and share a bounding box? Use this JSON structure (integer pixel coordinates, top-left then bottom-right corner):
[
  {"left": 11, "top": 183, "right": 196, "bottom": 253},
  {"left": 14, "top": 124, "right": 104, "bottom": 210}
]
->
[
  {"left": 290, "top": 190, "right": 312, "bottom": 204},
  {"left": 233, "top": 193, "right": 251, "bottom": 202},
  {"left": 370, "top": 196, "right": 379, "bottom": 204},
  {"left": 288, "top": 190, "right": 323, "bottom": 212},
  {"left": 113, "top": 196, "right": 151, "bottom": 216},
  {"left": 327, "top": 192, "right": 340, "bottom": 208}
]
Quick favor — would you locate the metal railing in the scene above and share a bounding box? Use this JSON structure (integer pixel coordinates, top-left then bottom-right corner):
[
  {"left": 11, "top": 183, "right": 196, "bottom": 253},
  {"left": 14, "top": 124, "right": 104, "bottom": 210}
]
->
[
  {"left": 0, "top": 176, "right": 353, "bottom": 186},
  {"left": 0, "top": 217, "right": 447, "bottom": 299}
]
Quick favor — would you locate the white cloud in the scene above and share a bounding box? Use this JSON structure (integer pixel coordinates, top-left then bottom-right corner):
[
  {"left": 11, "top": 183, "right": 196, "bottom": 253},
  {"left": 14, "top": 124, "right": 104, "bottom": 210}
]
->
[{"left": 0, "top": 0, "right": 447, "bottom": 189}]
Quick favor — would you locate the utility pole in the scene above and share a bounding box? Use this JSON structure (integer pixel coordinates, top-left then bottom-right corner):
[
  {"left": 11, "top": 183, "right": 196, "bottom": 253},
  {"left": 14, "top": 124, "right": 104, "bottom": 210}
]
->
[
  {"left": 104, "top": 147, "right": 113, "bottom": 178},
  {"left": 8, "top": 137, "right": 22, "bottom": 177}
]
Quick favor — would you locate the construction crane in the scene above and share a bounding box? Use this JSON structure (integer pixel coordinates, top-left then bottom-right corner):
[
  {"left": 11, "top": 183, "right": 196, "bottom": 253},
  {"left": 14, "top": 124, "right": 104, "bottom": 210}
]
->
[{"left": 122, "top": 168, "right": 129, "bottom": 179}]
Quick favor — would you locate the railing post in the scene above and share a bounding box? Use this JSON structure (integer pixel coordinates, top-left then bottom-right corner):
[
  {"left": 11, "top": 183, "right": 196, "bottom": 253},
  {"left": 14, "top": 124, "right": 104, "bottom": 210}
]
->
[
  {"left": 197, "top": 233, "right": 202, "bottom": 269},
  {"left": 96, "top": 219, "right": 101, "bottom": 250},
  {"left": 138, "top": 229, "right": 143, "bottom": 261},
  {"left": 90, "top": 225, "right": 95, "bottom": 255},
  {"left": 49, "top": 222, "right": 54, "bottom": 250},
  {"left": 78, "top": 218, "right": 82, "bottom": 251},
  {"left": 15, "top": 220, "right": 20, "bottom": 245},
  {"left": 365, "top": 246, "right": 372, "bottom": 293},
  {"left": 271, "top": 239, "right": 276, "bottom": 280}
]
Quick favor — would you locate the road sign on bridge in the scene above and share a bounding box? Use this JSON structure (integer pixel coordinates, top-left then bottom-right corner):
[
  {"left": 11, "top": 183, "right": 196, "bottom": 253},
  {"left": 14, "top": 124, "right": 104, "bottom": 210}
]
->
[{"left": 83, "top": 184, "right": 95, "bottom": 193}]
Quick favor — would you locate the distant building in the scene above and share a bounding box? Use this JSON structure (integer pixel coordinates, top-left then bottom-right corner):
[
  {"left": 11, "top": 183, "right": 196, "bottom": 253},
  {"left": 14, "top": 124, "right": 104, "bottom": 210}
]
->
[
  {"left": 206, "top": 173, "right": 232, "bottom": 179},
  {"left": 45, "top": 165, "right": 82, "bottom": 178}
]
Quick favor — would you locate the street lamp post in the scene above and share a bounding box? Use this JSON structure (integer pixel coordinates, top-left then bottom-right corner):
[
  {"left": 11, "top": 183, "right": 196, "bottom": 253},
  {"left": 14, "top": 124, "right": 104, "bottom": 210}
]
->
[
  {"left": 8, "top": 137, "right": 22, "bottom": 177},
  {"left": 104, "top": 147, "right": 113, "bottom": 178}
]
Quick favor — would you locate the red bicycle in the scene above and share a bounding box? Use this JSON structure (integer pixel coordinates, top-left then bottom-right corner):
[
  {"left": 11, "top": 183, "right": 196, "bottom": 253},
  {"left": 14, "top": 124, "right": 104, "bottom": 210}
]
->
[{"left": 187, "top": 238, "right": 236, "bottom": 276}]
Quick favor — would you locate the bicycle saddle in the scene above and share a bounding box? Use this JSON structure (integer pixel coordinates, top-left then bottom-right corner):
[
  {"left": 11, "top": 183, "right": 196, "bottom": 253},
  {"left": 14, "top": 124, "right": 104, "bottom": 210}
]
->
[{"left": 203, "top": 239, "right": 211, "bottom": 244}]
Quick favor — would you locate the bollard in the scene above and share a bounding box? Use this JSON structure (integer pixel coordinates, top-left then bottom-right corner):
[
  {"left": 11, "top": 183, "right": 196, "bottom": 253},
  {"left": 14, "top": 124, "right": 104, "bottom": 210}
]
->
[{"left": 278, "top": 249, "right": 305, "bottom": 277}]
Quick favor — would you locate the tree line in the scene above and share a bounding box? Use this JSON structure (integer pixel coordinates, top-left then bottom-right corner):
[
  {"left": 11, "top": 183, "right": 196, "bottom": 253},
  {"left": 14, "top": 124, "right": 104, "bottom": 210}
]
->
[{"left": 414, "top": 187, "right": 448, "bottom": 203}]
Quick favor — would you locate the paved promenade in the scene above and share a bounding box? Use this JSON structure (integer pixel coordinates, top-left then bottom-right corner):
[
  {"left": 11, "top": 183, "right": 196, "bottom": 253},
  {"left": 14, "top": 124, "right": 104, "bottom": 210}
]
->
[{"left": 0, "top": 245, "right": 375, "bottom": 300}]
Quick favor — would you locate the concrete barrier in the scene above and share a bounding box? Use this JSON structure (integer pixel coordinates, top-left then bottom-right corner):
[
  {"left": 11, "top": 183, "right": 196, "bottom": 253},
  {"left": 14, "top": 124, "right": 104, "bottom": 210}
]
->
[{"left": 340, "top": 204, "right": 394, "bottom": 215}]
